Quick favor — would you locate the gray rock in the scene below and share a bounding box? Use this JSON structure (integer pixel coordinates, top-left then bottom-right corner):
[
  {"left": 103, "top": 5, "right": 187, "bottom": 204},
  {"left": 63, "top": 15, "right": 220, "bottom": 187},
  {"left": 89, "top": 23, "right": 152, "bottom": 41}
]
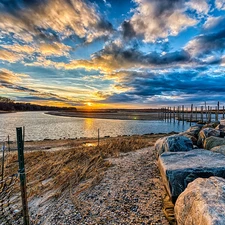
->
[
  {"left": 211, "top": 145, "right": 225, "bottom": 155},
  {"left": 220, "top": 119, "right": 225, "bottom": 126},
  {"left": 203, "top": 122, "right": 219, "bottom": 129},
  {"left": 158, "top": 149, "right": 225, "bottom": 202},
  {"left": 197, "top": 128, "right": 221, "bottom": 147},
  {"left": 179, "top": 132, "right": 197, "bottom": 145},
  {"left": 185, "top": 125, "right": 202, "bottom": 138},
  {"left": 215, "top": 124, "right": 225, "bottom": 131},
  {"left": 203, "top": 136, "right": 225, "bottom": 150},
  {"left": 154, "top": 135, "right": 193, "bottom": 157},
  {"left": 175, "top": 176, "right": 225, "bottom": 225},
  {"left": 215, "top": 124, "right": 225, "bottom": 137}
]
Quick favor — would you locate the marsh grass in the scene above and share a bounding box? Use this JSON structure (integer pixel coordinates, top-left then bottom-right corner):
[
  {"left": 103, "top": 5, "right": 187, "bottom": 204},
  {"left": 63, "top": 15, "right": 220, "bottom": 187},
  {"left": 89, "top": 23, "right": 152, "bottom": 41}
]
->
[{"left": 2, "top": 134, "right": 166, "bottom": 200}]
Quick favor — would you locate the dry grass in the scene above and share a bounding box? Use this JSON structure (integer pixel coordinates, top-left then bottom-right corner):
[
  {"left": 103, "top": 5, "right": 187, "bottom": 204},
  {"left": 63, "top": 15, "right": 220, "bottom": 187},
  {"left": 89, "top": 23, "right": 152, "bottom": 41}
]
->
[{"left": 2, "top": 134, "right": 167, "bottom": 200}]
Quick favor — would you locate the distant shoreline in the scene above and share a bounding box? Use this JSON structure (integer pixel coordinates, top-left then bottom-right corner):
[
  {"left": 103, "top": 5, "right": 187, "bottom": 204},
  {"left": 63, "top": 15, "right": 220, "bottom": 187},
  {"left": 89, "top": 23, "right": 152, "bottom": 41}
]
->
[
  {"left": 45, "top": 111, "right": 163, "bottom": 121},
  {"left": 0, "top": 110, "right": 15, "bottom": 114}
]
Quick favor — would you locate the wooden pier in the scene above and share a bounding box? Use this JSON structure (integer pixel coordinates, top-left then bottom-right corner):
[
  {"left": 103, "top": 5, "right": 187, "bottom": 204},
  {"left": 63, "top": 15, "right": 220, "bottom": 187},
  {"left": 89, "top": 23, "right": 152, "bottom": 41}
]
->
[{"left": 158, "top": 102, "right": 225, "bottom": 124}]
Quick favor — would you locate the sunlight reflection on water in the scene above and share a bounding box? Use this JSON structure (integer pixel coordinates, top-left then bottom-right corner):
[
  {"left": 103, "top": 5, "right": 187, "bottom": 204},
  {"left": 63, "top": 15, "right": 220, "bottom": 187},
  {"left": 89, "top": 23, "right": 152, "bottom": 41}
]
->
[{"left": 0, "top": 111, "right": 193, "bottom": 141}]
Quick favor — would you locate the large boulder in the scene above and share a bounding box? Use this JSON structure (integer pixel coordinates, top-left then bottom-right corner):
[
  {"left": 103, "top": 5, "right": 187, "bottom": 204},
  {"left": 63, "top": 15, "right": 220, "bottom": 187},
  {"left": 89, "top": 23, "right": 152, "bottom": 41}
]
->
[
  {"left": 185, "top": 125, "right": 202, "bottom": 138},
  {"left": 215, "top": 124, "right": 225, "bottom": 131},
  {"left": 203, "top": 136, "right": 225, "bottom": 150},
  {"left": 215, "top": 124, "right": 225, "bottom": 137},
  {"left": 175, "top": 176, "right": 225, "bottom": 225},
  {"left": 154, "top": 135, "right": 193, "bottom": 157},
  {"left": 158, "top": 149, "right": 225, "bottom": 202},
  {"left": 197, "top": 128, "right": 221, "bottom": 147},
  {"left": 211, "top": 145, "right": 225, "bottom": 155},
  {"left": 202, "top": 123, "right": 219, "bottom": 129},
  {"left": 179, "top": 132, "right": 197, "bottom": 145}
]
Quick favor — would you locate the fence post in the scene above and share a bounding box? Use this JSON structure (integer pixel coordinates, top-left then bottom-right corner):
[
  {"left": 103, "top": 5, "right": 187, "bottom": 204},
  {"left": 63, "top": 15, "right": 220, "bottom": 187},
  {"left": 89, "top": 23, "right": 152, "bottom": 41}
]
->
[
  {"left": 98, "top": 129, "right": 100, "bottom": 147},
  {"left": 7, "top": 135, "right": 10, "bottom": 152},
  {"left": 16, "top": 127, "right": 29, "bottom": 225},
  {"left": 1, "top": 143, "right": 5, "bottom": 181}
]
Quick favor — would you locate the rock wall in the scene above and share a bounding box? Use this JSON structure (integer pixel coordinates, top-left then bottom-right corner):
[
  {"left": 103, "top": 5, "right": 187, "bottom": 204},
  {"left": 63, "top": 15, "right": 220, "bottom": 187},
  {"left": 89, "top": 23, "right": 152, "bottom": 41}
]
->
[
  {"left": 175, "top": 177, "right": 225, "bottom": 225},
  {"left": 155, "top": 121, "right": 225, "bottom": 225}
]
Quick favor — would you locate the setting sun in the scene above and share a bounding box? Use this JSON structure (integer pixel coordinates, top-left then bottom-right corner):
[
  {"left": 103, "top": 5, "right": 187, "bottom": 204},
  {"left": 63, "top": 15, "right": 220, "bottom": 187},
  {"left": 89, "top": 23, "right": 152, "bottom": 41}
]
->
[{"left": 87, "top": 102, "right": 93, "bottom": 106}]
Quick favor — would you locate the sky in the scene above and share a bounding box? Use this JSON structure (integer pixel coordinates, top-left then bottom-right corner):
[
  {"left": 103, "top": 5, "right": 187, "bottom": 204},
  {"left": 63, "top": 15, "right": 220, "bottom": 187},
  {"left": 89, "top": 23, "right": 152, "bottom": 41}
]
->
[{"left": 0, "top": 0, "right": 225, "bottom": 108}]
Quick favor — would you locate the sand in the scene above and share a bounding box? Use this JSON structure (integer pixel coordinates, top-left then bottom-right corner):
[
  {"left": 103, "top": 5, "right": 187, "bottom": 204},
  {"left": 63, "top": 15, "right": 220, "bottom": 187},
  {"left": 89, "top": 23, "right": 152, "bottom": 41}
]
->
[
  {"left": 29, "top": 147, "right": 169, "bottom": 225},
  {"left": 46, "top": 111, "right": 163, "bottom": 121}
]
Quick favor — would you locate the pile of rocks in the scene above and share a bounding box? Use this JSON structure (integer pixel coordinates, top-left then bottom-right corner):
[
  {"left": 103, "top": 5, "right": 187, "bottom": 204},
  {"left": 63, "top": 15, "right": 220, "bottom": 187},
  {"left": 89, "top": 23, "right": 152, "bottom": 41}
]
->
[{"left": 155, "top": 119, "right": 225, "bottom": 225}]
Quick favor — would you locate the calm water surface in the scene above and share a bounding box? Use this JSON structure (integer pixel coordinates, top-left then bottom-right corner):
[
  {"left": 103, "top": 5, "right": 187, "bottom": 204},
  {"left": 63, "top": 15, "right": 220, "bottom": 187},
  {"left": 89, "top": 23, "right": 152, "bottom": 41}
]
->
[{"left": 0, "top": 111, "right": 192, "bottom": 141}]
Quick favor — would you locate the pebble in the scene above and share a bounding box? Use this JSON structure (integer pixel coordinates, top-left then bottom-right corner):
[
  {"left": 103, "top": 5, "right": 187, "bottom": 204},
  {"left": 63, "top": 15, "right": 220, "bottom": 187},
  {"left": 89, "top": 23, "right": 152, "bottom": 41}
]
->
[{"left": 29, "top": 147, "right": 169, "bottom": 225}]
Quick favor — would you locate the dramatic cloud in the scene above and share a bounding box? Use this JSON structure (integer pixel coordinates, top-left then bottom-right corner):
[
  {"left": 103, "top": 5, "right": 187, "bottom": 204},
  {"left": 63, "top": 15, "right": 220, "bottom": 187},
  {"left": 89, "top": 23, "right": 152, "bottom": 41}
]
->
[
  {"left": 0, "top": 0, "right": 113, "bottom": 43},
  {"left": 215, "top": 0, "right": 225, "bottom": 10},
  {"left": 57, "top": 41, "right": 192, "bottom": 73},
  {"left": 0, "top": 69, "right": 81, "bottom": 105},
  {"left": 98, "top": 68, "right": 225, "bottom": 105},
  {"left": 39, "top": 42, "right": 71, "bottom": 56},
  {"left": 123, "top": 0, "right": 196, "bottom": 42},
  {"left": 186, "top": 0, "right": 209, "bottom": 15},
  {"left": 203, "top": 16, "right": 225, "bottom": 32},
  {"left": 185, "top": 28, "right": 225, "bottom": 57},
  {"left": 1, "top": 44, "right": 35, "bottom": 54},
  {"left": 0, "top": 69, "right": 27, "bottom": 84},
  {"left": 0, "top": 49, "right": 21, "bottom": 62}
]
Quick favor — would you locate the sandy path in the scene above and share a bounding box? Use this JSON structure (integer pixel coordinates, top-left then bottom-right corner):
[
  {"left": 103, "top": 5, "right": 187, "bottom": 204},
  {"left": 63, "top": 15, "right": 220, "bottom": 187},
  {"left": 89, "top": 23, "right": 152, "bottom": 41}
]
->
[
  {"left": 75, "top": 147, "right": 169, "bottom": 225},
  {"left": 31, "top": 147, "right": 169, "bottom": 225}
]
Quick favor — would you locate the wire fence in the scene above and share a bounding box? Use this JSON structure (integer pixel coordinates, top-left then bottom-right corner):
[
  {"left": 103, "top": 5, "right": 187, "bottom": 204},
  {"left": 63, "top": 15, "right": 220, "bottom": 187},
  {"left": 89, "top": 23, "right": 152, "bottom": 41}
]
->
[
  {"left": 0, "top": 173, "right": 23, "bottom": 224},
  {"left": 0, "top": 128, "right": 32, "bottom": 225}
]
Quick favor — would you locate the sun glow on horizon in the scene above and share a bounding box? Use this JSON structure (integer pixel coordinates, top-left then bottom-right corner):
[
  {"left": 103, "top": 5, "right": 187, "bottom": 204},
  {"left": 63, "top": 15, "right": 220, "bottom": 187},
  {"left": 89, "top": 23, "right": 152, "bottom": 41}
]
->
[{"left": 87, "top": 102, "right": 93, "bottom": 106}]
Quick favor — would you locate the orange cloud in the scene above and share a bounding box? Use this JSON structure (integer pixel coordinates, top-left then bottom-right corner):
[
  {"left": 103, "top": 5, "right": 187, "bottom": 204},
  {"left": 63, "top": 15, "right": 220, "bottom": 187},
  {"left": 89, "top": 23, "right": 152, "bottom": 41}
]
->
[
  {"left": 39, "top": 42, "right": 71, "bottom": 56},
  {"left": 2, "top": 44, "right": 35, "bottom": 54},
  {"left": 0, "top": 0, "right": 112, "bottom": 43},
  {"left": 0, "top": 49, "right": 21, "bottom": 62}
]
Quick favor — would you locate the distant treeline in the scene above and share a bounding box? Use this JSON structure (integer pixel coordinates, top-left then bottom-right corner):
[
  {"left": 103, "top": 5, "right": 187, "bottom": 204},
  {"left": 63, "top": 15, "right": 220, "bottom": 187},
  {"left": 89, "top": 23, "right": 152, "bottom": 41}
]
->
[{"left": 0, "top": 96, "right": 76, "bottom": 111}]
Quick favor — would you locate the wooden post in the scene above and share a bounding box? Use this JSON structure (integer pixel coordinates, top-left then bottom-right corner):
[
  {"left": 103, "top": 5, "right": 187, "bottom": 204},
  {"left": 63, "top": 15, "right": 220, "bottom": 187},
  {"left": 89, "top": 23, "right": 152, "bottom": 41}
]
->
[
  {"left": 173, "top": 106, "right": 175, "bottom": 121},
  {"left": 163, "top": 107, "right": 165, "bottom": 120},
  {"left": 1, "top": 143, "right": 5, "bottom": 181},
  {"left": 208, "top": 106, "right": 210, "bottom": 122},
  {"left": 218, "top": 101, "right": 220, "bottom": 121},
  {"left": 190, "top": 104, "right": 193, "bottom": 125},
  {"left": 177, "top": 106, "right": 180, "bottom": 121},
  {"left": 215, "top": 106, "right": 218, "bottom": 122},
  {"left": 223, "top": 106, "right": 224, "bottom": 119},
  {"left": 201, "top": 106, "right": 203, "bottom": 122},
  {"left": 166, "top": 107, "right": 170, "bottom": 120},
  {"left": 186, "top": 106, "right": 188, "bottom": 121},
  {"left": 23, "top": 126, "right": 25, "bottom": 147},
  {"left": 182, "top": 105, "right": 184, "bottom": 121},
  {"left": 195, "top": 107, "right": 197, "bottom": 121},
  {"left": 7, "top": 135, "right": 10, "bottom": 152},
  {"left": 205, "top": 102, "right": 207, "bottom": 121},
  {"left": 16, "top": 127, "right": 29, "bottom": 225},
  {"left": 210, "top": 107, "right": 212, "bottom": 122},
  {"left": 169, "top": 107, "right": 172, "bottom": 121},
  {"left": 98, "top": 129, "right": 100, "bottom": 146}
]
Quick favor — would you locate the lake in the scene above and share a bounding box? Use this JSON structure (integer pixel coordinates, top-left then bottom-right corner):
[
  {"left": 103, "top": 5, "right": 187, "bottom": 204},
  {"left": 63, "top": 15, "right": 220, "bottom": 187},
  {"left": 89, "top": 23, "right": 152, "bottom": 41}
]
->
[{"left": 0, "top": 111, "right": 193, "bottom": 142}]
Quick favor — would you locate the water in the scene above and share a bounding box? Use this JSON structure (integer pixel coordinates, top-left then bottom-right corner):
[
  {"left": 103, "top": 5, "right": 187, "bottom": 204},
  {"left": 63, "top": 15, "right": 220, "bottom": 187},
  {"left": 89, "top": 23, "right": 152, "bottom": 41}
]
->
[{"left": 0, "top": 111, "right": 193, "bottom": 141}]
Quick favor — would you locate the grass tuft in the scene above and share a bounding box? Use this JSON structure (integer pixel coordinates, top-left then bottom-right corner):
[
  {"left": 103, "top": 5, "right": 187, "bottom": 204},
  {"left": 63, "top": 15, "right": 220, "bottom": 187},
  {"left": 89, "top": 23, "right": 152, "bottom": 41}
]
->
[{"left": 2, "top": 134, "right": 166, "bottom": 200}]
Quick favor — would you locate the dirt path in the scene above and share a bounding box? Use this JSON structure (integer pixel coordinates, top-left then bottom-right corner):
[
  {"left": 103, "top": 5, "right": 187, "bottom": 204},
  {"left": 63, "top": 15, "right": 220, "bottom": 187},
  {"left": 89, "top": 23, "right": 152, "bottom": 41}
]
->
[{"left": 31, "top": 147, "right": 169, "bottom": 225}]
